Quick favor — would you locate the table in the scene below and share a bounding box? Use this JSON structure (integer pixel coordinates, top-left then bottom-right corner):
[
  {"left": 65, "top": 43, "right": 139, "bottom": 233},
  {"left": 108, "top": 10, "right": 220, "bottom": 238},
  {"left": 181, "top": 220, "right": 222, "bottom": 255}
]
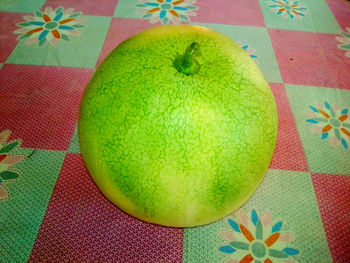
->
[{"left": 0, "top": 0, "right": 349, "bottom": 262}]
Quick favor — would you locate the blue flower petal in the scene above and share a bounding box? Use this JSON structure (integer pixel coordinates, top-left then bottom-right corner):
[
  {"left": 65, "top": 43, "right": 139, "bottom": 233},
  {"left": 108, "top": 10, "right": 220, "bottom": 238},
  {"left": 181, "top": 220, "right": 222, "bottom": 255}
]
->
[
  {"left": 228, "top": 219, "right": 241, "bottom": 233},
  {"left": 242, "top": 45, "right": 248, "bottom": 50},
  {"left": 173, "top": 6, "right": 188, "bottom": 11},
  {"left": 219, "top": 245, "right": 236, "bottom": 254},
  {"left": 272, "top": 221, "right": 282, "bottom": 233},
  {"left": 324, "top": 101, "right": 330, "bottom": 110},
  {"left": 341, "top": 109, "right": 348, "bottom": 115},
  {"left": 307, "top": 119, "right": 318, "bottom": 124},
  {"left": 58, "top": 25, "right": 74, "bottom": 30},
  {"left": 251, "top": 209, "right": 258, "bottom": 226},
  {"left": 53, "top": 12, "right": 63, "bottom": 22},
  {"left": 341, "top": 138, "right": 348, "bottom": 149},
  {"left": 145, "top": 3, "right": 159, "bottom": 6},
  {"left": 160, "top": 10, "right": 167, "bottom": 19},
  {"left": 309, "top": 105, "right": 319, "bottom": 113},
  {"left": 29, "top": 21, "right": 45, "bottom": 26},
  {"left": 282, "top": 247, "right": 299, "bottom": 256},
  {"left": 38, "top": 30, "right": 49, "bottom": 41},
  {"left": 321, "top": 133, "right": 328, "bottom": 140}
]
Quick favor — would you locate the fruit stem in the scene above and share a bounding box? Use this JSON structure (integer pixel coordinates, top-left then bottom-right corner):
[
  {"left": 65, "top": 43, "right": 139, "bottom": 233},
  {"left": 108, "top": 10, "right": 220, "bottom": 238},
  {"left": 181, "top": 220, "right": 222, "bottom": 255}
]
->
[{"left": 174, "top": 42, "right": 200, "bottom": 75}]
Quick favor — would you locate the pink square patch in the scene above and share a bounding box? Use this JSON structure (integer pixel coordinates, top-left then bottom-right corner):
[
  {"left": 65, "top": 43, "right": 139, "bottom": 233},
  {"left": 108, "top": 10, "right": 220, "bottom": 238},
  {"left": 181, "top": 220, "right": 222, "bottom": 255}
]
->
[
  {"left": 0, "top": 64, "right": 93, "bottom": 151},
  {"left": 318, "top": 32, "right": 350, "bottom": 90},
  {"left": 0, "top": 12, "right": 27, "bottom": 63},
  {"left": 43, "top": 0, "right": 119, "bottom": 17},
  {"left": 326, "top": 0, "right": 350, "bottom": 31},
  {"left": 311, "top": 173, "right": 350, "bottom": 263},
  {"left": 192, "top": 0, "right": 265, "bottom": 27},
  {"left": 97, "top": 18, "right": 153, "bottom": 66},
  {"left": 269, "top": 29, "right": 340, "bottom": 89},
  {"left": 269, "top": 83, "right": 308, "bottom": 171},
  {"left": 29, "top": 153, "right": 184, "bottom": 262}
]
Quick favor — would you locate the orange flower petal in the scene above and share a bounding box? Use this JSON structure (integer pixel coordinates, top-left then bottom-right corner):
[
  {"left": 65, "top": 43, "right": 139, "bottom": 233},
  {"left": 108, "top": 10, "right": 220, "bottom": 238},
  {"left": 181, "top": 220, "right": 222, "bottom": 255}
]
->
[
  {"left": 239, "top": 224, "right": 254, "bottom": 243},
  {"left": 341, "top": 128, "right": 350, "bottom": 138},
  {"left": 339, "top": 115, "right": 348, "bottom": 122},
  {"left": 148, "top": 7, "right": 160, "bottom": 13},
  {"left": 59, "top": 18, "right": 74, "bottom": 24},
  {"left": 240, "top": 253, "right": 254, "bottom": 263},
  {"left": 322, "top": 124, "right": 332, "bottom": 133},
  {"left": 43, "top": 14, "right": 51, "bottom": 22},
  {"left": 279, "top": 8, "right": 286, "bottom": 12},
  {"left": 319, "top": 110, "right": 330, "bottom": 119},
  {"left": 170, "top": 10, "right": 179, "bottom": 17},
  {"left": 157, "top": 0, "right": 163, "bottom": 2},
  {"left": 27, "top": 27, "right": 43, "bottom": 34},
  {"left": 265, "top": 232, "right": 280, "bottom": 247},
  {"left": 264, "top": 259, "right": 273, "bottom": 263},
  {"left": 51, "top": 29, "right": 60, "bottom": 39},
  {"left": 173, "top": 0, "right": 184, "bottom": 5}
]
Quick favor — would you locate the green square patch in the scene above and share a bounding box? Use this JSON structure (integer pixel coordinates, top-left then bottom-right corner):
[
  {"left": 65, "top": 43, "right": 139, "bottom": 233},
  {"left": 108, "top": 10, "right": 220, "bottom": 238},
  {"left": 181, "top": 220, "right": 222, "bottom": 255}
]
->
[
  {"left": 68, "top": 125, "right": 80, "bottom": 154},
  {"left": 0, "top": 148, "right": 65, "bottom": 262},
  {"left": 285, "top": 84, "right": 350, "bottom": 175},
  {"left": 183, "top": 169, "right": 332, "bottom": 263},
  {"left": 259, "top": 0, "right": 340, "bottom": 33},
  {"left": 114, "top": 0, "right": 139, "bottom": 19},
  {"left": 191, "top": 22, "right": 282, "bottom": 83},
  {"left": 7, "top": 15, "right": 111, "bottom": 68},
  {"left": 0, "top": 0, "right": 46, "bottom": 13}
]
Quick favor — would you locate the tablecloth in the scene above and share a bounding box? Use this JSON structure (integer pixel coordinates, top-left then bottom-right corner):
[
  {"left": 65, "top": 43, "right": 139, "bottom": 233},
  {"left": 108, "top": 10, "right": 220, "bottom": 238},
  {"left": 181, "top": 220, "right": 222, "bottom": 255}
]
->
[{"left": 0, "top": 0, "right": 349, "bottom": 262}]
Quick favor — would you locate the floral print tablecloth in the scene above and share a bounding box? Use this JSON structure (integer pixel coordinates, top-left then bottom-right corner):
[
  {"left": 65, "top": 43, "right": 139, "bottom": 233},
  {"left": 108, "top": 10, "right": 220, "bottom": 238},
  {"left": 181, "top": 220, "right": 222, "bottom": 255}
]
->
[{"left": 0, "top": 1, "right": 349, "bottom": 262}]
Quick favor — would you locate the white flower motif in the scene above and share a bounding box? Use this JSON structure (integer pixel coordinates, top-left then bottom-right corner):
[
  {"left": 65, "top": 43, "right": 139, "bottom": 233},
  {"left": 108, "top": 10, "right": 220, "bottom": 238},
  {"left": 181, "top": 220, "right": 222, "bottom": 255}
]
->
[{"left": 136, "top": 0, "right": 198, "bottom": 24}]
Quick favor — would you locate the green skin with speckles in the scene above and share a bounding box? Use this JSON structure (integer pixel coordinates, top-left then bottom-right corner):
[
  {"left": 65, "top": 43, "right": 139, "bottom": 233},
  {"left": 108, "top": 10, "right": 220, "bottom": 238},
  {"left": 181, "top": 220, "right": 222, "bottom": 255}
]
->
[{"left": 78, "top": 25, "right": 278, "bottom": 227}]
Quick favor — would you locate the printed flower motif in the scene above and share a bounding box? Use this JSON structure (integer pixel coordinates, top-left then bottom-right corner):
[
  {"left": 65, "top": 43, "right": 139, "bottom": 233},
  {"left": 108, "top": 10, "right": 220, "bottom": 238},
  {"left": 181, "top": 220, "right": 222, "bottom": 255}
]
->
[
  {"left": 14, "top": 6, "right": 85, "bottom": 46},
  {"left": 219, "top": 209, "right": 299, "bottom": 263},
  {"left": 335, "top": 28, "right": 350, "bottom": 58},
  {"left": 268, "top": 0, "right": 307, "bottom": 19},
  {"left": 0, "top": 130, "right": 26, "bottom": 201},
  {"left": 238, "top": 43, "right": 258, "bottom": 59},
  {"left": 306, "top": 101, "right": 350, "bottom": 149},
  {"left": 136, "top": 0, "right": 198, "bottom": 24}
]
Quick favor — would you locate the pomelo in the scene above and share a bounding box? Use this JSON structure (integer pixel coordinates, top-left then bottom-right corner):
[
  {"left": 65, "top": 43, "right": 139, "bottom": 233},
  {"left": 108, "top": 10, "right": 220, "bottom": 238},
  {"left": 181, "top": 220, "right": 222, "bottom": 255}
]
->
[{"left": 78, "top": 25, "right": 277, "bottom": 227}]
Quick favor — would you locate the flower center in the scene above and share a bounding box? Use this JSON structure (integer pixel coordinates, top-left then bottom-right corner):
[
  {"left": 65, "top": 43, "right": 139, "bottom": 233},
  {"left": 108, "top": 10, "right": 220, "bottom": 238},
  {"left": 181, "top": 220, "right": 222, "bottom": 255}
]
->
[
  {"left": 251, "top": 241, "right": 267, "bottom": 258},
  {"left": 160, "top": 3, "right": 172, "bottom": 10},
  {"left": 45, "top": 21, "right": 58, "bottom": 30},
  {"left": 330, "top": 118, "right": 341, "bottom": 128}
]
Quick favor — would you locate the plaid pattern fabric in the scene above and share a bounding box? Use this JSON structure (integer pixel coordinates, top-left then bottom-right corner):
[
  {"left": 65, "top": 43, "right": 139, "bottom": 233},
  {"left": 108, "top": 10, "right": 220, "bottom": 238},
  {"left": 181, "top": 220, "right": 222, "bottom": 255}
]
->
[{"left": 0, "top": 0, "right": 349, "bottom": 262}]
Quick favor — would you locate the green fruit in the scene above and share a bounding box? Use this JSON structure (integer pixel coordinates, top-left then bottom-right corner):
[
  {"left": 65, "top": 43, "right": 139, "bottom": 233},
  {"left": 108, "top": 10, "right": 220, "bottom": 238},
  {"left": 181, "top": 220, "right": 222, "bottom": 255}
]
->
[{"left": 78, "top": 25, "right": 277, "bottom": 227}]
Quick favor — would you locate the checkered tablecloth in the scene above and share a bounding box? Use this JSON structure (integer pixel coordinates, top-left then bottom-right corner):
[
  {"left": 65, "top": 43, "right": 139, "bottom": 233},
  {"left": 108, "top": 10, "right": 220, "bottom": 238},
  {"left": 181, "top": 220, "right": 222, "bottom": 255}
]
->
[{"left": 0, "top": 0, "right": 349, "bottom": 262}]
